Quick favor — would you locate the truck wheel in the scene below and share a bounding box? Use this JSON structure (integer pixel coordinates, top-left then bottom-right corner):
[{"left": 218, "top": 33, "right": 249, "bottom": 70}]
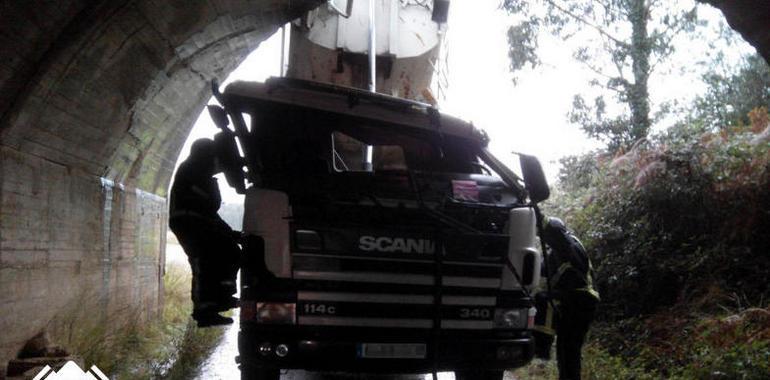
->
[
  {"left": 240, "top": 365, "right": 280, "bottom": 380},
  {"left": 454, "top": 370, "right": 504, "bottom": 380}
]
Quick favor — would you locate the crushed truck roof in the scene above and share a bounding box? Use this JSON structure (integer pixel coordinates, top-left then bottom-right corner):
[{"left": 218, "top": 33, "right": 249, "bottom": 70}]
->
[{"left": 221, "top": 77, "right": 489, "bottom": 146}]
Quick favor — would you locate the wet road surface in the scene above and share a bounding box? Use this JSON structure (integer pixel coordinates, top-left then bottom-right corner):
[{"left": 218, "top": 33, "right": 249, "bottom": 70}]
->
[{"left": 193, "top": 309, "right": 455, "bottom": 380}]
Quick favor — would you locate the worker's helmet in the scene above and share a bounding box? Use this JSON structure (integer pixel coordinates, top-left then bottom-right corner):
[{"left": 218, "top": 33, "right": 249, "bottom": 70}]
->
[
  {"left": 188, "top": 138, "right": 219, "bottom": 175},
  {"left": 542, "top": 217, "right": 570, "bottom": 252},
  {"left": 545, "top": 217, "right": 567, "bottom": 232},
  {"left": 189, "top": 138, "right": 217, "bottom": 161}
]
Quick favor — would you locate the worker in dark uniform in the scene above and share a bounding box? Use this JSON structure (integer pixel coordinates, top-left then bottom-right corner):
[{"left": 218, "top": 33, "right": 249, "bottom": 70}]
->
[
  {"left": 169, "top": 138, "right": 240, "bottom": 327},
  {"left": 534, "top": 217, "right": 600, "bottom": 380}
]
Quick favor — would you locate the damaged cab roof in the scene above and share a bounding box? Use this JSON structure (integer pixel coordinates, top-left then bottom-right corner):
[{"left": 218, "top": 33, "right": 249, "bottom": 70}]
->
[{"left": 220, "top": 77, "right": 490, "bottom": 146}]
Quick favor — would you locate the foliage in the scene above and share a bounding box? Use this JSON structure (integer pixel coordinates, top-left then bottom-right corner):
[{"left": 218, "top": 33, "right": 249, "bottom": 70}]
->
[
  {"left": 49, "top": 262, "right": 225, "bottom": 379},
  {"left": 513, "top": 341, "right": 659, "bottom": 379},
  {"left": 150, "top": 262, "right": 226, "bottom": 380},
  {"left": 543, "top": 108, "right": 770, "bottom": 378},
  {"left": 503, "top": 0, "right": 703, "bottom": 151},
  {"left": 691, "top": 54, "right": 770, "bottom": 130},
  {"left": 556, "top": 152, "right": 601, "bottom": 193},
  {"left": 548, "top": 115, "right": 770, "bottom": 316},
  {"left": 680, "top": 308, "right": 770, "bottom": 380}
]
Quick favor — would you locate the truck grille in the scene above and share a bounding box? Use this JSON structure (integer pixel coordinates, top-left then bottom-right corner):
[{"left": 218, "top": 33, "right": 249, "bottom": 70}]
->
[{"left": 292, "top": 252, "right": 503, "bottom": 330}]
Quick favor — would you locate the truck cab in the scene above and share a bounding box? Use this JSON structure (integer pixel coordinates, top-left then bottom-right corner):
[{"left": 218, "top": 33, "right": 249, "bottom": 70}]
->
[{"left": 207, "top": 77, "right": 549, "bottom": 380}]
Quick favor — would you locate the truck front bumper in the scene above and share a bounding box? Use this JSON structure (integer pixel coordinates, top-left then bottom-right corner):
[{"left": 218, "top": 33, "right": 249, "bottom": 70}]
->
[{"left": 238, "top": 324, "right": 534, "bottom": 373}]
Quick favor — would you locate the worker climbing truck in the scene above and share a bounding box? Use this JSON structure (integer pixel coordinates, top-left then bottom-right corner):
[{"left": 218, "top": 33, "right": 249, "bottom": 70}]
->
[{"left": 205, "top": 77, "right": 551, "bottom": 380}]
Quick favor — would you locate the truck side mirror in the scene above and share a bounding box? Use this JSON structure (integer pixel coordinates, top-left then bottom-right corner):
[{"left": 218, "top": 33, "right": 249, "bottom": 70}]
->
[
  {"left": 328, "top": 0, "right": 354, "bottom": 18},
  {"left": 208, "top": 105, "right": 230, "bottom": 131},
  {"left": 432, "top": 0, "right": 450, "bottom": 23},
  {"left": 520, "top": 154, "right": 550, "bottom": 203}
]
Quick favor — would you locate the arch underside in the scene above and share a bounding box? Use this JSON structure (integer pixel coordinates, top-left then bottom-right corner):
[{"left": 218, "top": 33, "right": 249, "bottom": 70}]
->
[{"left": 0, "top": 0, "right": 322, "bottom": 368}]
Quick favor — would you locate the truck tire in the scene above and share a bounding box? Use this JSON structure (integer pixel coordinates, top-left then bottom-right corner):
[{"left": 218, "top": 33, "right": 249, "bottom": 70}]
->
[
  {"left": 454, "top": 370, "right": 505, "bottom": 380},
  {"left": 240, "top": 365, "right": 280, "bottom": 380}
]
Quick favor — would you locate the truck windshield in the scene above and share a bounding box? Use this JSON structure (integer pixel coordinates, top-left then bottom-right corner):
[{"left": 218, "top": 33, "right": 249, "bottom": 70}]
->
[
  {"left": 330, "top": 127, "right": 486, "bottom": 175},
  {"left": 231, "top": 107, "right": 509, "bottom": 194}
]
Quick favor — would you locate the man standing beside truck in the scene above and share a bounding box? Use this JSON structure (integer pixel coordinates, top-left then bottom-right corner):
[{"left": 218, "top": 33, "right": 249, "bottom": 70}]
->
[
  {"left": 169, "top": 138, "right": 241, "bottom": 327},
  {"left": 534, "top": 217, "right": 600, "bottom": 380}
]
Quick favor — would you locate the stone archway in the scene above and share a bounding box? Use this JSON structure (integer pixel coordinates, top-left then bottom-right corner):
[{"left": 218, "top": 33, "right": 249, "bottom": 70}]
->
[{"left": 0, "top": 0, "right": 322, "bottom": 369}]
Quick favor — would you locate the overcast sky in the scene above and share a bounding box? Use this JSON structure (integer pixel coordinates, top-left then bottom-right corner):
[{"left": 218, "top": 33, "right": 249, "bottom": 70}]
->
[{"left": 177, "top": 1, "right": 752, "bottom": 203}]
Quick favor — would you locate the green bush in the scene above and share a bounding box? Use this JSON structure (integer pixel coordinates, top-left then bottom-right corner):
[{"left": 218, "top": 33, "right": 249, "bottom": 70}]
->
[
  {"left": 548, "top": 118, "right": 770, "bottom": 319},
  {"left": 544, "top": 112, "right": 770, "bottom": 378}
]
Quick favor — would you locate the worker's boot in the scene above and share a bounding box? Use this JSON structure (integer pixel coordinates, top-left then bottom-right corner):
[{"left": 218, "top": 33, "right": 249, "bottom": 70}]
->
[
  {"left": 192, "top": 308, "right": 233, "bottom": 327},
  {"left": 216, "top": 296, "right": 240, "bottom": 311},
  {"left": 213, "top": 279, "right": 239, "bottom": 311},
  {"left": 192, "top": 301, "right": 233, "bottom": 327}
]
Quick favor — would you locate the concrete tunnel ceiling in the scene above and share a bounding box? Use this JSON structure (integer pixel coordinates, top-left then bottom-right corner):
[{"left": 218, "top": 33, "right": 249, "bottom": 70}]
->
[{"left": 0, "top": 0, "right": 323, "bottom": 197}]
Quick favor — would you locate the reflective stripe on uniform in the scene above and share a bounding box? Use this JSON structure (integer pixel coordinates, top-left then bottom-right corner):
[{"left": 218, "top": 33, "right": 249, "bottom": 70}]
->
[
  {"left": 579, "top": 286, "right": 601, "bottom": 300},
  {"left": 549, "top": 262, "right": 572, "bottom": 288},
  {"left": 583, "top": 259, "right": 601, "bottom": 301},
  {"left": 550, "top": 262, "right": 600, "bottom": 302},
  {"left": 533, "top": 325, "right": 556, "bottom": 335},
  {"left": 533, "top": 301, "right": 556, "bottom": 336}
]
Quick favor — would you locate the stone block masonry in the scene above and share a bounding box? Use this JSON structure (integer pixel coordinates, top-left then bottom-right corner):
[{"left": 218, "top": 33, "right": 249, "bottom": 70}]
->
[
  {"left": 0, "top": 145, "right": 166, "bottom": 368},
  {"left": 0, "top": 1, "right": 323, "bottom": 374}
]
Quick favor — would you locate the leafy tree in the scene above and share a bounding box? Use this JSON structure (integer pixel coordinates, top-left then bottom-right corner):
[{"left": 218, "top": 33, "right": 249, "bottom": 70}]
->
[
  {"left": 556, "top": 153, "right": 600, "bottom": 193},
  {"left": 504, "top": 0, "right": 701, "bottom": 152},
  {"left": 691, "top": 54, "right": 770, "bottom": 130}
]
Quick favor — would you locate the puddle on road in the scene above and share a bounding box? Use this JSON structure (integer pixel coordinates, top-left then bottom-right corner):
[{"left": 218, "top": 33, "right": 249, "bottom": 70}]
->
[{"left": 194, "top": 309, "right": 241, "bottom": 380}]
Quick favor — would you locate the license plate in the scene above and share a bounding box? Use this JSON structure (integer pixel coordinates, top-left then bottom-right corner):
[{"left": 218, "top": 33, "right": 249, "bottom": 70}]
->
[{"left": 357, "top": 343, "right": 427, "bottom": 359}]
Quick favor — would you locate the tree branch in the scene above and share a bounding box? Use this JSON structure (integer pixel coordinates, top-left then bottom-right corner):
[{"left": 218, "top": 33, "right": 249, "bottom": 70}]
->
[
  {"left": 542, "top": 0, "right": 628, "bottom": 47},
  {"left": 651, "top": 7, "right": 695, "bottom": 46},
  {"left": 595, "top": 80, "right": 626, "bottom": 94},
  {"left": 648, "top": 17, "right": 693, "bottom": 73},
  {"left": 582, "top": 59, "right": 616, "bottom": 81},
  {"left": 612, "top": 57, "right": 629, "bottom": 84},
  {"left": 599, "top": 0, "right": 629, "bottom": 21}
]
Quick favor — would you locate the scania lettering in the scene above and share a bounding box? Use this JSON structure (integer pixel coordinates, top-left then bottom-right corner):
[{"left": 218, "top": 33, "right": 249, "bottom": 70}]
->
[
  {"left": 207, "top": 77, "right": 551, "bottom": 380},
  {"left": 358, "top": 236, "right": 436, "bottom": 254}
]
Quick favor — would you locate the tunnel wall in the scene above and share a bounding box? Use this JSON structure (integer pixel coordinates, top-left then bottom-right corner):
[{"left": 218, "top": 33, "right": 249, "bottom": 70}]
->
[
  {"left": 0, "top": 150, "right": 166, "bottom": 358},
  {"left": 0, "top": 0, "right": 322, "bottom": 371}
]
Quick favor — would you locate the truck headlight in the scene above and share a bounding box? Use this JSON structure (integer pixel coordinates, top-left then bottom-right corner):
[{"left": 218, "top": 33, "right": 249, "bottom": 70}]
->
[
  {"left": 256, "top": 302, "right": 296, "bottom": 324},
  {"left": 295, "top": 229, "right": 322, "bottom": 251},
  {"left": 494, "top": 308, "right": 528, "bottom": 329}
]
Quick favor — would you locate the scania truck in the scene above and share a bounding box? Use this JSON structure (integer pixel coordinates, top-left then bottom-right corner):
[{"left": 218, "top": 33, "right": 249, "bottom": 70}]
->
[{"left": 206, "top": 77, "right": 551, "bottom": 380}]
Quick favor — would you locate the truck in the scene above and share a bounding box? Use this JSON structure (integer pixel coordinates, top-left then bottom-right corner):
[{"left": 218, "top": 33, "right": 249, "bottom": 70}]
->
[{"left": 206, "top": 77, "right": 551, "bottom": 380}]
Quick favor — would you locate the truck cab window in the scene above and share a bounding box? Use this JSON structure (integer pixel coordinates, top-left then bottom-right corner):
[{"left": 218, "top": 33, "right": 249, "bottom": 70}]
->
[{"left": 332, "top": 131, "right": 408, "bottom": 172}]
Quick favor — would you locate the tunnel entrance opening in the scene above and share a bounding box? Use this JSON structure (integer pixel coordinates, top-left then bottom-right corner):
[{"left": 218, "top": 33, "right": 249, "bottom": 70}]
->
[
  {"left": 166, "top": 25, "right": 288, "bottom": 268},
  {"left": 164, "top": 26, "right": 290, "bottom": 379}
]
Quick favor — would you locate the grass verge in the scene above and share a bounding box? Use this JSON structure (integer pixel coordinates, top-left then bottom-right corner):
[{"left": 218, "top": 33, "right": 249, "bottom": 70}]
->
[
  {"left": 513, "top": 304, "right": 770, "bottom": 379},
  {"left": 49, "top": 261, "right": 225, "bottom": 379}
]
